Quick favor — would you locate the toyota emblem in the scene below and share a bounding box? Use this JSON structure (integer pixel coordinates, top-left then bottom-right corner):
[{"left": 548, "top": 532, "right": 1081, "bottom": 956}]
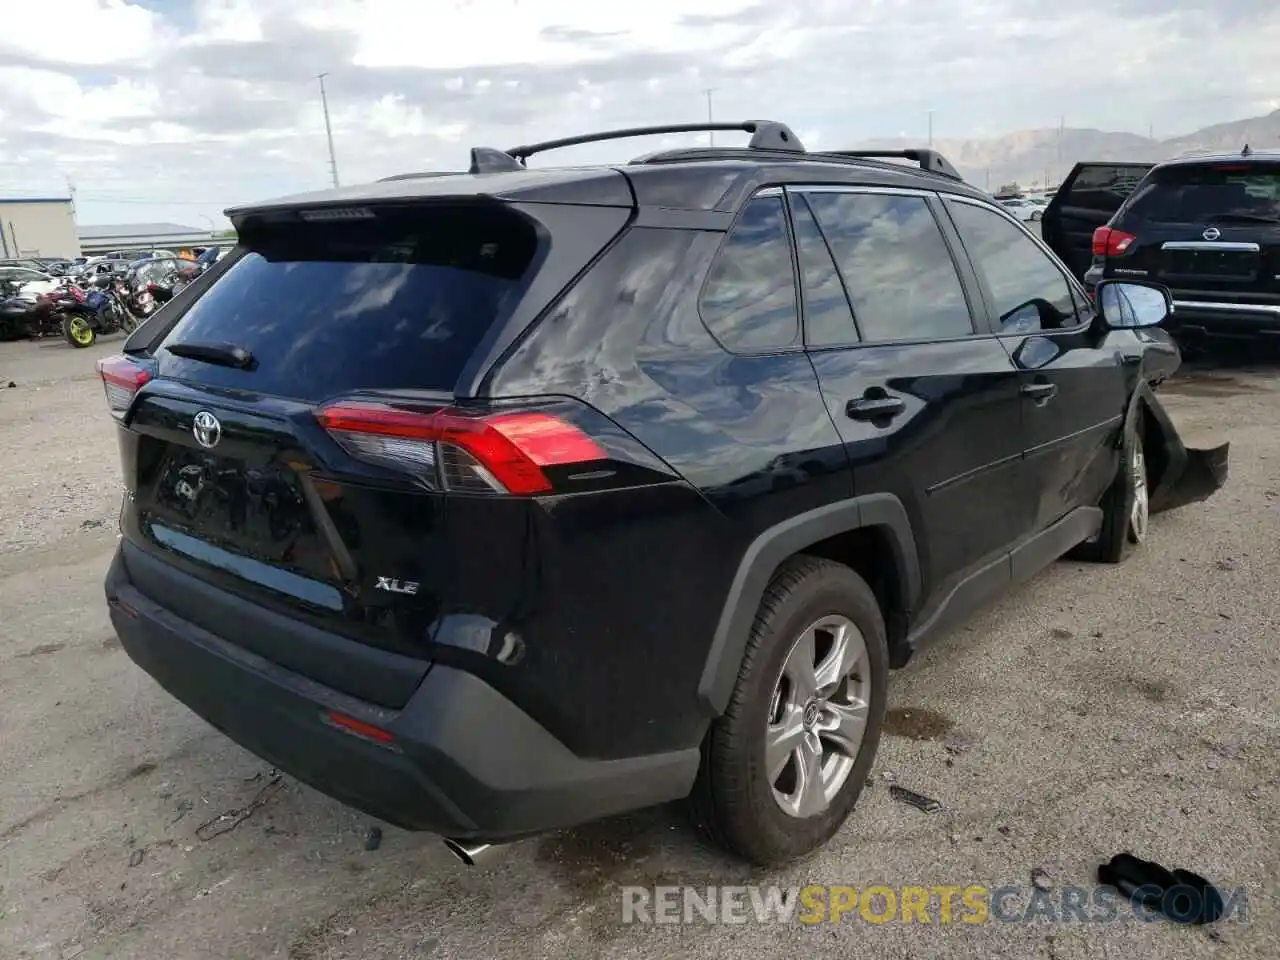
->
[
  {"left": 1203, "top": 227, "right": 1221, "bottom": 241},
  {"left": 192, "top": 411, "right": 222, "bottom": 449}
]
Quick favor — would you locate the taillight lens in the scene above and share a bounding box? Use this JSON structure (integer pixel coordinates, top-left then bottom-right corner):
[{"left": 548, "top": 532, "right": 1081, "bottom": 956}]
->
[
  {"left": 97, "top": 354, "right": 151, "bottom": 419},
  {"left": 1092, "top": 226, "right": 1136, "bottom": 257},
  {"left": 315, "top": 400, "right": 608, "bottom": 495}
]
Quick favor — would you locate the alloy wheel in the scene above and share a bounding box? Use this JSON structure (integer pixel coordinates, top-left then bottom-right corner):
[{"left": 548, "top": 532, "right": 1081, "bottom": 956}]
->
[
  {"left": 765, "top": 614, "right": 870, "bottom": 818},
  {"left": 69, "top": 318, "right": 93, "bottom": 345},
  {"left": 1129, "top": 444, "right": 1149, "bottom": 543}
]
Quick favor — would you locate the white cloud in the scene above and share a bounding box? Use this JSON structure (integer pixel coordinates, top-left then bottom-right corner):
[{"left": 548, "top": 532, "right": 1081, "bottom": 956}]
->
[
  {"left": 0, "top": 0, "right": 1276, "bottom": 229},
  {"left": 297, "top": 0, "right": 767, "bottom": 69},
  {"left": 2, "top": 0, "right": 164, "bottom": 64}
]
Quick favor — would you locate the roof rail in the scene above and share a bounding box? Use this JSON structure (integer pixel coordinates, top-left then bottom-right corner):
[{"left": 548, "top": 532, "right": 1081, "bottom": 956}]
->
[
  {"left": 387, "top": 123, "right": 966, "bottom": 184},
  {"left": 378, "top": 171, "right": 464, "bottom": 182},
  {"left": 821, "top": 149, "right": 963, "bottom": 181},
  {"left": 501, "top": 121, "right": 804, "bottom": 163},
  {"left": 627, "top": 145, "right": 967, "bottom": 182}
]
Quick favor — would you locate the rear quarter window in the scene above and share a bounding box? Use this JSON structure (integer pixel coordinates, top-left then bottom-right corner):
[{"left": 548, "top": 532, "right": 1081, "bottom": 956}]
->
[
  {"left": 699, "top": 194, "right": 800, "bottom": 353},
  {"left": 155, "top": 204, "right": 539, "bottom": 400}
]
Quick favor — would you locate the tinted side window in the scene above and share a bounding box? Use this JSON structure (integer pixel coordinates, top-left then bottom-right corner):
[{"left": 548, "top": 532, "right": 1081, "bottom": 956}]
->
[
  {"left": 803, "top": 192, "right": 973, "bottom": 342},
  {"left": 1067, "top": 165, "right": 1149, "bottom": 211},
  {"left": 699, "top": 195, "right": 799, "bottom": 352},
  {"left": 791, "top": 194, "right": 858, "bottom": 346},
  {"left": 947, "top": 201, "right": 1080, "bottom": 333}
]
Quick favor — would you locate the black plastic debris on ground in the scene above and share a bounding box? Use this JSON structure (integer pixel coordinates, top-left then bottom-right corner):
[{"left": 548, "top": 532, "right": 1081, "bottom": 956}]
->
[
  {"left": 889, "top": 785, "right": 942, "bottom": 813},
  {"left": 1097, "top": 852, "right": 1227, "bottom": 925}
]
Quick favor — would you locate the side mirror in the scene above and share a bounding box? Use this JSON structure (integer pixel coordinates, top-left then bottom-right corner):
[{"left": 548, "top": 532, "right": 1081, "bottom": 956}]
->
[{"left": 1096, "top": 279, "right": 1173, "bottom": 330}]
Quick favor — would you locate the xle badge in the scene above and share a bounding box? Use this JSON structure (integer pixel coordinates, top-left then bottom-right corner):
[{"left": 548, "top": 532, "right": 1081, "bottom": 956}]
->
[{"left": 375, "top": 577, "right": 419, "bottom": 596}]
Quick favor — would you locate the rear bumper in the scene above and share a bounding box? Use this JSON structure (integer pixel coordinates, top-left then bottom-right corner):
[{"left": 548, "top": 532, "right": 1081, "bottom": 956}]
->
[
  {"left": 1166, "top": 300, "right": 1280, "bottom": 340},
  {"left": 105, "top": 544, "right": 700, "bottom": 841}
]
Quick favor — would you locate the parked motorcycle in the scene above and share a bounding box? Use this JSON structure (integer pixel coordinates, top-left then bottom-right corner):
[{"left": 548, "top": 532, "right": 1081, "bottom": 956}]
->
[
  {"left": 124, "top": 257, "right": 198, "bottom": 319},
  {"left": 62, "top": 274, "right": 140, "bottom": 348},
  {"left": 26, "top": 284, "right": 91, "bottom": 339}
]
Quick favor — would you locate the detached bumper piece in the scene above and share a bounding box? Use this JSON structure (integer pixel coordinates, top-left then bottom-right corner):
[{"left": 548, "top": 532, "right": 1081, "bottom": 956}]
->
[
  {"left": 1151, "top": 441, "right": 1230, "bottom": 514},
  {"left": 104, "top": 544, "right": 699, "bottom": 842},
  {"left": 1143, "top": 388, "right": 1230, "bottom": 515}
]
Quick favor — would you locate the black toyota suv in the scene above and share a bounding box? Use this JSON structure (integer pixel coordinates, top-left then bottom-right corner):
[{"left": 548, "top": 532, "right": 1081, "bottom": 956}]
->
[
  {"left": 1045, "top": 150, "right": 1280, "bottom": 347},
  {"left": 98, "top": 121, "right": 1228, "bottom": 867}
]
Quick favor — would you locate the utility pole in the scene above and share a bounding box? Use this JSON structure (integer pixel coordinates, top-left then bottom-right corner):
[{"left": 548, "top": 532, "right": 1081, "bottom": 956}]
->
[
  {"left": 1054, "top": 115, "right": 1064, "bottom": 188},
  {"left": 64, "top": 175, "right": 79, "bottom": 257},
  {"left": 928, "top": 109, "right": 935, "bottom": 147},
  {"left": 317, "top": 72, "right": 340, "bottom": 188},
  {"left": 704, "top": 88, "right": 717, "bottom": 146}
]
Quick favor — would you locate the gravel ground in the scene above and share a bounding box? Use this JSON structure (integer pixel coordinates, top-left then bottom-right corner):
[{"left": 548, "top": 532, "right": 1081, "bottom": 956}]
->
[{"left": 0, "top": 335, "right": 1276, "bottom": 960}]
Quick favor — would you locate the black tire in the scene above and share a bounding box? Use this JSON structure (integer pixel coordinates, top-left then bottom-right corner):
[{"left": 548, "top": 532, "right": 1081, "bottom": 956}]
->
[
  {"left": 1069, "top": 412, "right": 1147, "bottom": 563},
  {"left": 689, "top": 556, "right": 889, "bottom": 865}
]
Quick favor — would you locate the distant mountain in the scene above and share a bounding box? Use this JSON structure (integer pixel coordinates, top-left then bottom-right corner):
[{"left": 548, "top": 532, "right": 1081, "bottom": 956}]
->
[{"left": 855, "top": 109, "right": 1280, "bottom": 192}]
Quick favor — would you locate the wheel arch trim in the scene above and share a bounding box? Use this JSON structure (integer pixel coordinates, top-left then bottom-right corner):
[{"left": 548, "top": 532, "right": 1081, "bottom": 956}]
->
[{"left": 697, "top": 493, "right": 921, "bottom": 716}]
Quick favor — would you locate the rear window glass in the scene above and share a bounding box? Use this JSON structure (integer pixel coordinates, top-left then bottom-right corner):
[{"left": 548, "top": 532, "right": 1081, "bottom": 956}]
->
[
  {"left": 1124, "top": 163, "right": 1280, "bottom": 223},
  {"left": 156, "top": 204, "right": 537, "bottom": 400},
  {"left": 1066, "top": 165, "right": 1150, "bottom": 211}
]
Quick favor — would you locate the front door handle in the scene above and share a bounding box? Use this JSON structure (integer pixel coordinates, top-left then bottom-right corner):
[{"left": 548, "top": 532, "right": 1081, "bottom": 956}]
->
[
  {"left": 1020, "top": 381, "right": 1058, "bottom": 404},
  {"left": 846, "top": 395, "right": 906, "bottom": 421}
]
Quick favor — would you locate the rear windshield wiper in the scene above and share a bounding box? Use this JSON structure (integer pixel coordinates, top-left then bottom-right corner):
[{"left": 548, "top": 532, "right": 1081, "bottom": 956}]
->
[
  {"left": 1205, "top": 212, "right": 1280, "bottom": 225},
  {"left": 165, "top": 340, "right": 256, "bottom": 370}
]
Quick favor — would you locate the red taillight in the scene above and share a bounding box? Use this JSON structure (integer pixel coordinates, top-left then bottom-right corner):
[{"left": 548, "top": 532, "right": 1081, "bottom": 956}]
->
[
  {"left": 1092, "top": 226, "right": 1137, "bottom": 257},
  {"left": 315, "top": 400, "right": 607, "bottom": 495},
  {"left": 97, "top": 354, "right": 151, "bottom": 419}
]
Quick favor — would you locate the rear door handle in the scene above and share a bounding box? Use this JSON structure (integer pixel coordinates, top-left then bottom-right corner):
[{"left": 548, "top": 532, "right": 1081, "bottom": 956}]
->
[
  {"left": 846, "top": 395, "right": 906, "bottom": 421},
  {"left": 1020, "top": 381, "right": 1058, "bottom": 403}
]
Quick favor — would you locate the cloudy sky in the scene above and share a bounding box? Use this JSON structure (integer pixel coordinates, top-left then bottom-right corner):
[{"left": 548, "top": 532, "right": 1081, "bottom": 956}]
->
[{"left": 1, "top": 0, "right": 1278, "bottom": 230}]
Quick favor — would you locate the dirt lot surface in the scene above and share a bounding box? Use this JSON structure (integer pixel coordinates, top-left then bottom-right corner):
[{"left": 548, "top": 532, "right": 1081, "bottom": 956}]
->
[{"left": 0, "top": 335, "right": 1276, "bottom": 960}]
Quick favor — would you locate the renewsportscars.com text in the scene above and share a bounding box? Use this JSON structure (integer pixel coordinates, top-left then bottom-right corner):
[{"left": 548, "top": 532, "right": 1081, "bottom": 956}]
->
[{"left": 621, "top": 884, "right": 1248, "bottom": 926}]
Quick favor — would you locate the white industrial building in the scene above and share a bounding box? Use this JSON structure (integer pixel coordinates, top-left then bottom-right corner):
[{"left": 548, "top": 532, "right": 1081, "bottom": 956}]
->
[
  {"left": 78, "top": 222, "right": 224, "bottom": 257},
  {"left": 0, "top": 196, "right": 80, "bottom": 259}
]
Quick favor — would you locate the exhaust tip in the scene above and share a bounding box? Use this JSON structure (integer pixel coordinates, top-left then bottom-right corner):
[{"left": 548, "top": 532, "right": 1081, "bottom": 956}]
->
[{"left": 442, "top": 837, "right": 495, "bottom": 866}]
